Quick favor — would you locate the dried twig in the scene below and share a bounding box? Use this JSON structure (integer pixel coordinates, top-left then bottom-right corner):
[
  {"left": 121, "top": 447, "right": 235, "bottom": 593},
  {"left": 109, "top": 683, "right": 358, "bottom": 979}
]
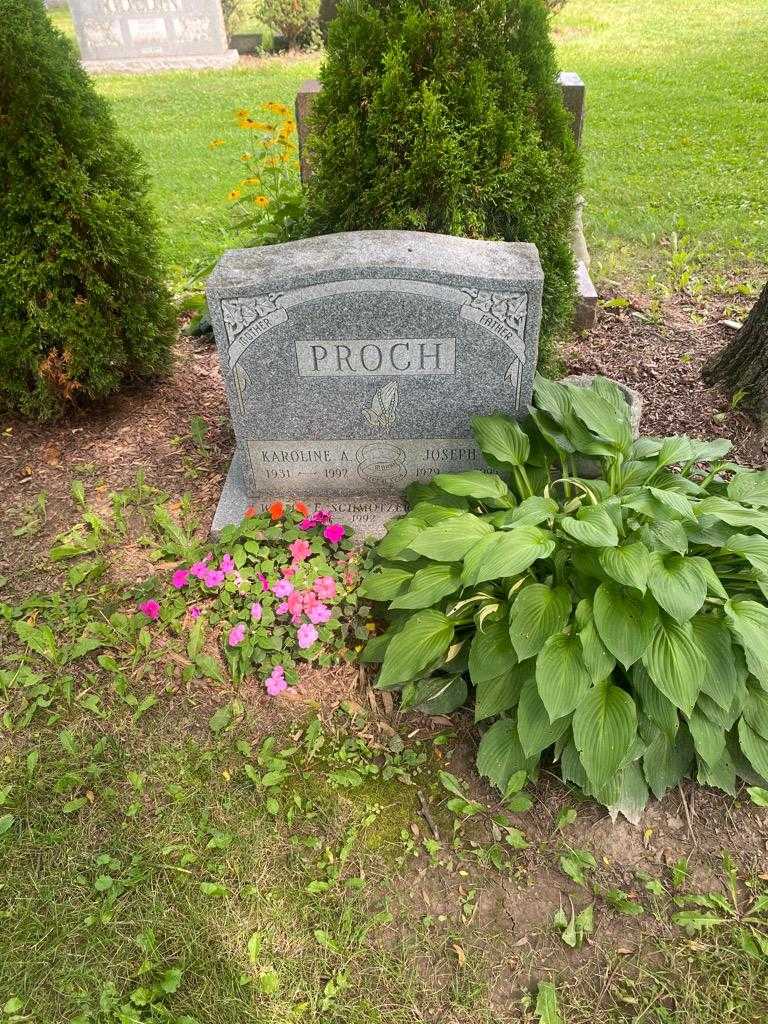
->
[
  {"left": 678, "top": 782, "right": 697, "bottom": 846},
  {"left": 417, "top": 789, "right": 440, "bottom": 840}
]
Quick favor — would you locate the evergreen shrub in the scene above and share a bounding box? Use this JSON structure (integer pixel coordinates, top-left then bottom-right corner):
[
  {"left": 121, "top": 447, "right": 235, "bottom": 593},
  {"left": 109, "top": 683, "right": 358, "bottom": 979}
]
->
[
  {"left": 302, "top": 0, "right": 581, "bottom": 359},
  {"left": 0, "top": 0, "right": 175, "bottom": 419}
]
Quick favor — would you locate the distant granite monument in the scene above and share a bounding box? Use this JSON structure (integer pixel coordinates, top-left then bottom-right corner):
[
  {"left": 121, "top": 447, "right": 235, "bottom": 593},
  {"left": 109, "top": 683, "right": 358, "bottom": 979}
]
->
[
  {"left": 69, "top": 0, "right": 238, "bottom": 73},
  {"left": 207, "top": 230, "right": 543, "bottom": 536}
]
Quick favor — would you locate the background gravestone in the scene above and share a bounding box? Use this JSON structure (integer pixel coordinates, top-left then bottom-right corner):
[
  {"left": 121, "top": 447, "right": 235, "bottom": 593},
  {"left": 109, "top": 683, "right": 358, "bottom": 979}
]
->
[
  {"left": 207, "top": 230, "right": 543, "bottom": 536},
  {"left": 68, "top": 0, "right": 238, "bottom": 73}
]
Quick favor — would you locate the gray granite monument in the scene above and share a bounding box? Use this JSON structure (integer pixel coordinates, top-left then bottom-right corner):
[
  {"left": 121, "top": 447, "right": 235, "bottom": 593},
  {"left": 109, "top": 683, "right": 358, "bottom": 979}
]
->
[
  {"left": 208, "top": 230, "right": 543, "bottom": 536},
  {"left": 69, "top": 0, "right": 238, "bottom": 73}
]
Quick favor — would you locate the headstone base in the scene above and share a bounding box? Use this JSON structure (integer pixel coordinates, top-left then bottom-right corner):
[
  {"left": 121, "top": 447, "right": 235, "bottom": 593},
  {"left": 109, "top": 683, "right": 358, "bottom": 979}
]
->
[
  {"left": 82, "top": 49, "right": 238, "bottom": 73},
  {"left": 211, "top": 453, "right": 407, "bottom": 540}
]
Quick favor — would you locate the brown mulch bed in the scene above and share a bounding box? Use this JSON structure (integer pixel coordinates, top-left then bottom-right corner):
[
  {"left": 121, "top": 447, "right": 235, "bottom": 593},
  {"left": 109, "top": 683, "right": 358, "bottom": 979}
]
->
[{"left": 565, "top": 290, "right": 768, "bottom": 467}]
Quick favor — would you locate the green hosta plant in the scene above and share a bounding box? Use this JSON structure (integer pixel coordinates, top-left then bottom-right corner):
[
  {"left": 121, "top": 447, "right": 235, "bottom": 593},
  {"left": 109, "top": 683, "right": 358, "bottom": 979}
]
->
[{"left": 360, "top": 374, "right": 768, "bottom": 820}]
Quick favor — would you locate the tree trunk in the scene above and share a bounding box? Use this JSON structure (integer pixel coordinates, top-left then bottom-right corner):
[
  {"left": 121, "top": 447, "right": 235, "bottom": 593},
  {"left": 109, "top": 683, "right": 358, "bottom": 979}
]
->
[{"left": 703, "top": 279, "right": 768, "bottom": 418}]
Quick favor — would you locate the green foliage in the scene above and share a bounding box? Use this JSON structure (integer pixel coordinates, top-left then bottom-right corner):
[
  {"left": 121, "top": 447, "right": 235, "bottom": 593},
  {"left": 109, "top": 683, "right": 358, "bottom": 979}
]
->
[
  {"left": 260, "top": 0, "right": 321, "bottom": 47},
  {"left": 303, "top": 0, "right": 581, "bottom": 358},
  {"left": 0, "top": 0, "right": 175, "bottom": 419},
  {"left": 361, "top": 375, "right": 768, "bottom": 816}
]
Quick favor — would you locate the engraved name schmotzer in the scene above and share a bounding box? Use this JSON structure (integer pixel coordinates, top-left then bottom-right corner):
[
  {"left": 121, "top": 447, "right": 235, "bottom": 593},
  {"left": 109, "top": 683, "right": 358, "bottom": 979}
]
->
[{"left": 219, "top": 279, "right": 529, "bottom": 383}]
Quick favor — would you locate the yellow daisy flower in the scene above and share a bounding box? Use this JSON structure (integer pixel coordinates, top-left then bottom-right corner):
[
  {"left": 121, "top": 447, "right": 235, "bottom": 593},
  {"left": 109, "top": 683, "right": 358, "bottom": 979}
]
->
[
  {"left": 227, "top": 188, "right": 242, "bottom": 201},
  {"left": 253, "top": 195, "right": 270, "bottom": 207},
  {"left": 208, "top": 138, "right": 225, "bottom": 148}
]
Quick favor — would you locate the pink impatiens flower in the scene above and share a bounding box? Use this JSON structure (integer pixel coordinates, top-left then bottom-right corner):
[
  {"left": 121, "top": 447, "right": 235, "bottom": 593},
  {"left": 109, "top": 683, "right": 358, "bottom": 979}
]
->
[
  {"left": 203, "top": 568, "right": 226, "bottom": 588},
  {"left": 190, "top": 560, "right": 209, "bottom": 580},
  {"left": 323, "top": 523, "right": 345, "bottom": 544},
  {"left": 308, "top": 602, "right": 331, "bottom": 625},
  {"left": 220, "top": 553, "right": 235, "bottom": 573},
  {"left": 250, "top": 602, "right": 262, "bottom": 621},
  {"left": 289, "top": 539, "right": 312, "bottom": 562},
  {"left": 273, "top": 578, "right": 294, "bottom": 598},
  {"left": 313, "top": 576, "right": 336, "bottom": 600},
  {"left": 189, "top": 606, "right": 202, "bottom": 619},
  {"left": 257, "top": 573, "right": 270, "bottom": 592},
  {"left": 281, "top": 565, "right": 297, "bottom": 578},
  {"left": 275, "top": 601, "right": 289, "bottom": 615},
  {"left": 138, "top": 600, "right": 160, "bottom": 621},
  {"left": 297, "top": 623, "right": 318, "bottom": 649},
  {"left": 228, "top": 623, "right": 246, "bottom": 646},
  {"left": 265, "top": 664, "right": 287, "bottom": 696},
  {"left": 172, "top": 568, "right": 189, "bottom": 589}
]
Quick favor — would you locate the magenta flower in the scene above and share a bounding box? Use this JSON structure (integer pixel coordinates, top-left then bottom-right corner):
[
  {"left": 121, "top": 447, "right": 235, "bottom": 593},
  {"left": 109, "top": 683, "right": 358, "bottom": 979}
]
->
[
  {"left": 220, "top": 553, "right": 235, "bottom": 573},
  {"left": 275, "top": 601, "right": 289, "bottom": 615},
  {"left": 323, "top": 523, "right": 345, "bottom": 544},
  {"left": 297, "top": 623, "right": 318, "bottom": 649},
  {"left": 190, "top": 560, "right": 208, "bottom": 580},
  {"left": 138, "top": 599, "right": 160, "bottom": 621},
  {"left": 308, "top": 602, "right": 331, "bottom": 625},
  {"left": 172, "top": 568, "right": 189, "bottom": 589},
  {"left": 314, "top": 509, "right": 331, "bottom": 524},
  {"left": 289, "top": 539, "right": 312, "bottom": 562},
  {"left": 257, "top": 573, "right": 270, "bottom": 592},
  {"left": 189, "top": 606, "right": 202, "bottom": 619},
  {"left": 203, "top": 568, "right": 226, "bottom": 588},
  {"left": 250, "top": 602, "right": 263, "bottom": 621},
  {"left": 313, "top": 576, "right": 336, "bottom": 600},
  {"left": 273, "top": 578, "right": 294, "bottom": 598},
  {"left": 298, "top": 518, "right": 314, "bottom": 531},
  {"left": 228, "top": 623, "right": 246, "bottom": 647},
  {"left": 265, "top": 664, "right": 287, "bottom": 696}
]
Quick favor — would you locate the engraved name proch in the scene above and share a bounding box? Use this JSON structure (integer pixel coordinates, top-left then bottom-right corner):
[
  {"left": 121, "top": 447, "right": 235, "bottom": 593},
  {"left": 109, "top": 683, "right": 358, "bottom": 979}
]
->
[{"left": 295, "top": 338, "right": 456, "bottom": 377}]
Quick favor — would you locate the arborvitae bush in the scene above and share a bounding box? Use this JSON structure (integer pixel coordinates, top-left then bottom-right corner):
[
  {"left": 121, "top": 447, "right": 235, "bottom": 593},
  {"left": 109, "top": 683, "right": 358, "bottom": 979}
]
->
[
  {"left": 303, "top": 0, "right": 581, "bottom": 359},
  {"left": 0, "top": 0, "right": 175, "bottom": 419}
]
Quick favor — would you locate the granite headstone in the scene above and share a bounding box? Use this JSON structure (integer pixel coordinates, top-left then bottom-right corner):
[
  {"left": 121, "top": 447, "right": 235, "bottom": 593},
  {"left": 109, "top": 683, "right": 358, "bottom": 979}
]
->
[
  {"left": 69, "top": 0, "right": 238, "bottom": 73},
  {"left": 207, "top": 230, "right": 543, "bottom": 536}
]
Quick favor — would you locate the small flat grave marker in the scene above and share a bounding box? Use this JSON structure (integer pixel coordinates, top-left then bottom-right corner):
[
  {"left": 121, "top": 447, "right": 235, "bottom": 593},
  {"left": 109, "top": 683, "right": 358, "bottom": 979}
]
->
[{"left": 208, "top": 229, "right": 543, "bottom": 536}]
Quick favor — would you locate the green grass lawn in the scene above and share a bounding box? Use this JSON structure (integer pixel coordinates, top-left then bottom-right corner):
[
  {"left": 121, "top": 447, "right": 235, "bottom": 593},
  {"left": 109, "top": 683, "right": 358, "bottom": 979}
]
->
[{"left": 47, "top": 0, "right": 768, "bottom": 288}]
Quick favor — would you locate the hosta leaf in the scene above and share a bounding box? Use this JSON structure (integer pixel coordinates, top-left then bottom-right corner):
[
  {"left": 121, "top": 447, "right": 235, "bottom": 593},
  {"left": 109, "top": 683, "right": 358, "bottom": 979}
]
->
[
  {"left": 461, "top": 527, "right": 555, "bottom": 587},
  {"left": 560, "top": 503, "right": 619, "bottom": 548},
  {"left": 408, "top": 513, "right": 493, "bottom": 562},
  {"left": 593, "top": 582, "right": 658, "bottom": 668},
  {"left": 533, "top": 374, "right": 571, "bottom": 424},
  {"left": 469, "top": 617, "right": 517, "bottom": 685},
  {"left": 535, "top": 633, "right": 592, "bottom": 721},
  {"left": 724, "top": 600, "right": 768, "bottom": 685},
  {"left": 642, "top": 618, "right": 704, "bottom": 716},
  {"left": 687, "top": 437, "right": 733, "bottom": 462},
  {"left": 695, "top": 496, "right": 768, "bottom": 535},
  {"left": 599, "top": 542, "right": 651, "bottom": 593},
  {"left": 517, "top": 675, "right": 570, "bottom": 757},
  {"left": 687, "top": 708, "right": 726, "bottom": 768},
  {"left": 433, "top": 471, "right": 511, "bottom": 501},
  {"left": 648, "top": 486, "right": 696, "bottom": 519},
  {"left": 476, "top": 718, "right": 533, "bottom": 792},
  {"left": 738, "top": 719, "right": 768, "bottom": 780},
  {"left": 743, "top": 684, "right": 768, "bottom": 741},
  {"left": 404, "top": 675, "right": 467, "bottom": 715},
  {"left": 608, "top": 761, "right": 649, "bottom": 826},
  {"left": 376, "top": 518, "right": 425, "bottom": 560},
  {"left": 572, "top": 681, "right": 637, "bottom": 792},
  {"left": 508, "top": 584, "right": 571, "bottom": 660},
  {"left": 488, "top": 496, "right": 558, "bottom": 529},
  {"left": 642, "top": 725, "right": 693, "bottom": 799},
  {"left": 697, "top": 748, "right": 737, "bottom": 795},
  {"left": 358, "top": 566, "right": 413, "bottom": 601},
  {"left": 475, "top": 663, "right": 529, "bottom": 721},
  {"left": 690, "top": 615, "right": 743, "bottom": 710},
  {"left": 687, "top": 556, "right": 729, "bottom": 600},
  {"left": 633, "top": 663, "right": 679, "bottom": 740},
  {"left": 647, "top": 553, "right": 707, "bottom": 624},
  {"left": 390, "top": 563, "right": 462, "bottom": 609},
  {"left": 725, "top": 533, "right": 768, "bottom": 576},
  {"left": 566, "top": 385, "right": 632, "bottom": 451},
  {"left": 377, "top": 610, "right": 454, "bottom": 689},
  {"left": 657, "top": 436, "right": 693, "bottom": 467},
  {"left": 728, "top": 470, "right": 768, "bottom": 507},
  {"left": 471, "top": 414, "right": 530, "bottom": 467},
  {"left": 641, "top": 519, "right": 689, "bottom": 555},
  {"left": 579, "top": 619, "right": 616, "bottom": 680}
]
